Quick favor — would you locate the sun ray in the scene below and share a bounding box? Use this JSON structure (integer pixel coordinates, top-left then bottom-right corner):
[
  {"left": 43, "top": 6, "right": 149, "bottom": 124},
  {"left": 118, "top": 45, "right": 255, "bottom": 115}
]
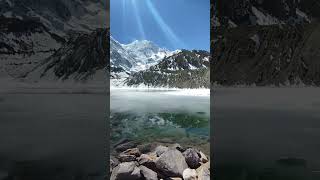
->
[
  {"left": 121, "top": 0, "right": 127, "bottom": 37},
  {"left": 131, "top": 0, "right": 146, "bottom": 40},
  {"left": 145, "top": 0, "right": 186, "bottom": 49}
]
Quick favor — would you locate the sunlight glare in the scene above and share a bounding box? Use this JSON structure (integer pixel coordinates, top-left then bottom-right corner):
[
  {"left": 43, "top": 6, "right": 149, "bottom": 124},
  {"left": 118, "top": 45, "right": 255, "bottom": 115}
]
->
[{"left": 145, "top": 0, "right": 186, "bottom": 49}]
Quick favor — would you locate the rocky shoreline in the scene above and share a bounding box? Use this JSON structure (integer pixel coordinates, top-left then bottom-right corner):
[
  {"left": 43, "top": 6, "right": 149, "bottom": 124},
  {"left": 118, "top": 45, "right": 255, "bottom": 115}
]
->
[{"left": 110, "top": 140, "right": 210, "bottom": 180}]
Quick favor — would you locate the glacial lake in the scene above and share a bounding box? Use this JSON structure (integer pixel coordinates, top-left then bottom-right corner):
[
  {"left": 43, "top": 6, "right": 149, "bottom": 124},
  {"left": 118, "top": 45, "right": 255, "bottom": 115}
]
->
[
  {"left": 110, "top": 88, "right": 210, "bottom": 154},
  {"left": 213, "top": 88, "right": 320, "bottom": 180},
  {"left": 0, "top": 92, "right": 106, "bottom": 179}
]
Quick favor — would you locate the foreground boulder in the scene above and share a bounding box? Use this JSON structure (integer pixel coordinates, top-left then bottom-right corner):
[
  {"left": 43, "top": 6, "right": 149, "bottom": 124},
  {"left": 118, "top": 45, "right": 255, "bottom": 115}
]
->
[
  {"left": 118, "top": 148, "right": 141, "bottom": 162},
  {"left": 140, "top": 165, "right": 158, "bottom": 180},
  {"left": 110, "top": 156, "right": 120, "bottom": 172},
  {"left": 118, "top": 154, "right": 136, "bottom": 162},
  {"left": 155, "top": 145, "right": 169, "bottom": 156},
  {"left": 183, "top": 148, "right": 201, "bottom": 169},
  {"left": 155, "top": 149, "right": 188, "bottom": 177},
  {"left": 137, "top": 154, "right": 157, "bottom": 171},
  {"left": 198, "top": 151, "right": 209, "bottom": 163},
  {"left": 183, "top": 168, "right": 198, "bottom": 180},
  {"left": 196, "top": 162, "right": 210, "bottom": 180},
  {"left": 122, "top": 148, "right": 141, "bottom": 157},
  {"left": 114, "top": 141, "right": 138, "bottom": 152},
  {"left": 110, "top": 162, "right": 141, "bottom": 180}
]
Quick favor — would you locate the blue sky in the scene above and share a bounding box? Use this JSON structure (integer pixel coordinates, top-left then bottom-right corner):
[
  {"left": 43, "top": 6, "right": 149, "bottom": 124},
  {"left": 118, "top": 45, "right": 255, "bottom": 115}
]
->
[{"left": 111, "top": 0, "right": 210, "bottom": 51}]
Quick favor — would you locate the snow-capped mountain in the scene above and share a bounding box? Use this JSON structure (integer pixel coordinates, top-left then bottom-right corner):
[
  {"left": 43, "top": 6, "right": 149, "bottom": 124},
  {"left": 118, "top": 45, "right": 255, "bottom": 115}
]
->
[
  {"left": 110, "top": 36, "right": 134, "bottom": 72},
  {"left": 110, "top": 36, "right": 173, "bottom": 78},
  {"left": 126, "top": 50, "right": 211, "bottom": 88},
  {"left": 123, "top": 40, "right": 171, "bottom": 71},
  {"left": 110, "top": 36, "right": 210, "bottom": 88}
]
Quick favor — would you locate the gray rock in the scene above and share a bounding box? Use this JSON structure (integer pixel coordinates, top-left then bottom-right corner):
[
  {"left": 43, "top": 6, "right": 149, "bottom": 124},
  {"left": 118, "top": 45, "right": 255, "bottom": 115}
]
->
[
  {"left": 183, "top": 148, "right": 201, "bottom": 169},
  {"left": 111, "top": 162, "right": 141, "bottom": 180},
  {"left": 196, "top": 162, "right": 210, "bottom": 180},
  {"left": 183, "top": 168, "right": 198, "bottom": 180},
  {"left": 140, "top": 165, "right": 158, "bottom": 180},
  {"left": 115, "top": 141, "right": 137, "bottom": 152},
  {"left": 110, "top": 156, "right": 120, "bottom": 172},
  {"left": 155, "top": 145, "right": 169, "bottom": 156},
  {"left": 155, "top": 149, "right": 188, "bottom": 177},
  {"left": 198, "top": 151, "right": 209, "bottom": 163}
]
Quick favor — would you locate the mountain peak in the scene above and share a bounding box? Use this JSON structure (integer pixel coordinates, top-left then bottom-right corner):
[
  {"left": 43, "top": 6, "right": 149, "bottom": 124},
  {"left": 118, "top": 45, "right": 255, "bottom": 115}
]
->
[{"left": 123, "top": 39, "right": 159, "bottom": 50}]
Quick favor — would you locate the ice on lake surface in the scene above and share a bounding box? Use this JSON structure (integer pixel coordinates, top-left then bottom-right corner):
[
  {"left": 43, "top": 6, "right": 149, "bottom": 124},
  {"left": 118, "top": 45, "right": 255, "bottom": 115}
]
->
[{"left": 110, "top": 88, "right": 210, "bottom": 153}]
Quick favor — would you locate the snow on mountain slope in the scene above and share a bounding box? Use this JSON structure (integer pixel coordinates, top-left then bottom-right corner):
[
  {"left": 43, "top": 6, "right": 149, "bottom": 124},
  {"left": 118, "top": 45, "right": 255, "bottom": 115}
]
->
[
  {"left": 110, "top": 36, "right": 176, "bottom": 78},
  {"left": 0, "top": 0, "right": 108, "bottom": 36},
  {"left": 26, "top": 28, "right": 108, "bottom": 82},
  {"left": 0, "top": 17, "right": 65, "bottom": 79},
  {"left": 0, "top": 0, "right": 108, "bottom": 82},
  {"left": 122, "top": 40, "right": 172, "bottom": 71},
  {"left": 125, "top": 50, "right": 211, "bottom": 88},
  {"left": 213, "top": 0, "right": 314, "bottom": 28},
  {"left": 251, "top": 6, "right": 283, "bottom": 25}
]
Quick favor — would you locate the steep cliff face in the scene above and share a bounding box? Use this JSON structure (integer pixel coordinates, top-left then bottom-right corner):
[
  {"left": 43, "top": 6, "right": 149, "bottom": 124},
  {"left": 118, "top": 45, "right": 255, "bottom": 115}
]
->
[
  {"left": 0, "top": 0, "right": 108, "bottom": 35},
  {"left": 0, "top": 0, "right": 108, "bottom": 81},
  {"left": 211, "top": 0, "right": 320, "bottom": 86},
  {"left": 27, "top": 28, "right": 109, "bottom": 81},
  {"left": 0, "top": 17, "right": 64, "bottom": 78},
  {"left": 211, "top": 23, "right": 320, "bottom": 86}
]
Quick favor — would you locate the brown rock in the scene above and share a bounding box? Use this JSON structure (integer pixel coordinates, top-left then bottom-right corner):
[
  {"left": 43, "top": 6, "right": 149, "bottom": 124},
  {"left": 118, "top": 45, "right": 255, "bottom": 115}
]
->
[
  {"left": 137, "top": 154, "right": 157, "bottom": 171},
  {"left": 122, "top": 148, "right": 141, "bottom": 157}
]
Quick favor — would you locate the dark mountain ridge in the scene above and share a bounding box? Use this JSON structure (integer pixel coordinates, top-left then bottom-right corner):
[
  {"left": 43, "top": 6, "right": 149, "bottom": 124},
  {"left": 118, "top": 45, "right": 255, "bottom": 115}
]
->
[
  {"left": 126, "top": 50, "right": 210, "bottom": 88},
  {"left": 212, "top": 22, "right": 320, "bottom": 86},
  {"left": 211, "top": 0, "right": 320, "bottom": 86},
  {"left": 27, "top": 28, "right": 109, "bottom": 81}
]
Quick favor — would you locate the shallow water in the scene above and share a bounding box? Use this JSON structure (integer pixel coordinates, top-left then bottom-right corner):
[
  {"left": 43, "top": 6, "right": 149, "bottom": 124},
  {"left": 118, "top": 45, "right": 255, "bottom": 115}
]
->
[{"left": 110, "top": 89, "right": 210, "bottom": 153}]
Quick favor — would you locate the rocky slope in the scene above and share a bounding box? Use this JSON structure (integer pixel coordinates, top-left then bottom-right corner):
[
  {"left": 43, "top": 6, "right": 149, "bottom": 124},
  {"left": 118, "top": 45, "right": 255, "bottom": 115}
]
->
[
  {"left": 211, "top": 0, "right": 320, "bottom": 86},
  {"left": 110, "top": 36, "right": 133, "bottom": 76},
  {"left": 212, "top": 23, "right": 320, "bottom": 86},
  {"left": 0, "top": 16, "right": 64, "bottom": 78},
  {"left": 0, "top": 0, "right": 108, "bottom": 82},
  {"left": 126, "top": 50, "right": 210, "bottom": 88},
  {"left": 0, "top": 0, "right": 108, "bottom": 36},
  {"left": 27, "top": 28, "right": 109, "bottom": 82},
  {"left": 213, "top": 0, "right": 319, "bottom": 28}
]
